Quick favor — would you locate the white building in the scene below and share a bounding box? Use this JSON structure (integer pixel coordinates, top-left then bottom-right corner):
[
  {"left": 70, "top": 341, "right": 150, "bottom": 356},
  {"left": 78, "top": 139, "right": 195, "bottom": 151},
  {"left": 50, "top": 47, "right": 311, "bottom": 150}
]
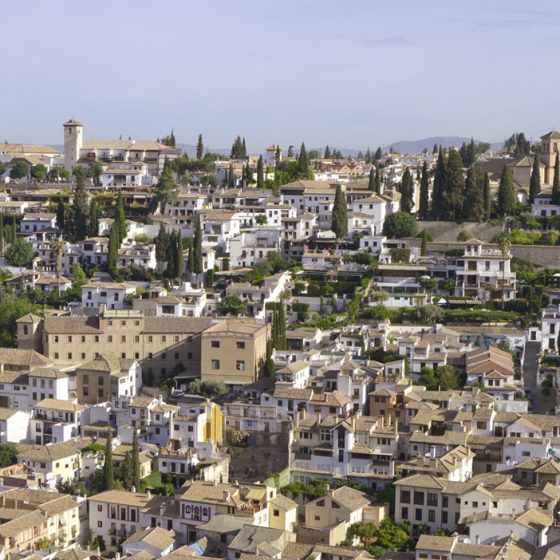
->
[
  {"left": 20, "top": 213, "right": 57, "bottom": 233},
  {"left": 82, "top": 281, "right": 137, "bottom": 310}
]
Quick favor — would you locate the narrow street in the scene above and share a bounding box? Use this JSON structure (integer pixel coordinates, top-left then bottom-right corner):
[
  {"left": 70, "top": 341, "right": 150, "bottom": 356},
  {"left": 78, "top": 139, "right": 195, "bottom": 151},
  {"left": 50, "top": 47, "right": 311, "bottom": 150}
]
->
[{"left": 523, "top": 341, "right": 550, "bottom": 414}]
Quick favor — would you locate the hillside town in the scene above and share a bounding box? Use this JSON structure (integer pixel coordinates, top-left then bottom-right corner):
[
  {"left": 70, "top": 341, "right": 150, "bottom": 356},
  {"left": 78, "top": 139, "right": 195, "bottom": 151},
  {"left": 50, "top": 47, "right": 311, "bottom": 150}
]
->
[{"left": 0, "top": 117, "right": 559, "bottom": 560}]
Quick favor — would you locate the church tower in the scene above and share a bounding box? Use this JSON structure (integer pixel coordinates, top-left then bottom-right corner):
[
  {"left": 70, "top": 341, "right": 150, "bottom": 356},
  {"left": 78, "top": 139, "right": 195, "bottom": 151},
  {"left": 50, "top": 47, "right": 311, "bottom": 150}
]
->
[
  {"left": 63, "top": 118, "right": 83, "bottom": 169},
  {"left": 540, "top": 130, "right": 560, "bottom": 184}
]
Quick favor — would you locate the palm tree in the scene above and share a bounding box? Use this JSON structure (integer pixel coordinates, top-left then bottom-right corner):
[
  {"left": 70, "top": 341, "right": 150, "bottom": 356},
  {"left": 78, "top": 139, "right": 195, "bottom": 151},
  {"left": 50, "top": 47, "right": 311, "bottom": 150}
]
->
[
  {"left": 50, "top": 238, "right": 65, "bottom": 294},
  {"left": 499, "top": 239, "right": 511, "bottom": 310}
]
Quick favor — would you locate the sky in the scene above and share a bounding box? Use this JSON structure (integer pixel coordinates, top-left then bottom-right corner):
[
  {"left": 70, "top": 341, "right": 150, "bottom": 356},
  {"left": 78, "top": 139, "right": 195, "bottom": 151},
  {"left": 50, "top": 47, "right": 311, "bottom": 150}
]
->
[{"left": 2, "top": 0, "right": 560, "bottom": 152}]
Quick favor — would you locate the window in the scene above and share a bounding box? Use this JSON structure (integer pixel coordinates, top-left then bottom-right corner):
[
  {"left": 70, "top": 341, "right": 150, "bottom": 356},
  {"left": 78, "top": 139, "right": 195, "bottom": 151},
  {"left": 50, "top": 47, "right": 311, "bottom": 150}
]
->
[
  {"left": 211, "top": 341, "right": 220, "bottom": 348},
  {"left": 121, "top": 336, "right": 126, "bottom": 342},
  {"left": 211, "top": 360, "right": 220, "bottom": 370},
  {"left": 400, "top": 490, "right": 411, "bottom": 504},
  {"left": 97, "top": 521, "right": 102, "bottom": 528},
  {"left": 442, "top": 511, "right": 448, "bottom": 524},
  {"left": 236, "top": 360, "right": 246, "bottom": 371},
  {"left": 415, "top": 508, "right": 422, "bottom": 521},
  {"left": 236, "top": 341, "right": 245, "bottom": 349},
  {"left": 161, "top": 336, "right": 166, "bottom": 342},
  {"left": 67, "top": 352, "right": 72, "bottom": 359},
  {"left": 401, "top": 507, "right": 409, "bottom": 520},
  {"left": 428, "top": 510, "right": 435, "bottom": 522},
  {"left": 97, "top": 504, "right": 102, "bottom": 512},
  {"left": 427, "top": 493, "right": 438, "bottom": 507},
  {"left": 413, "top": 491, "right": 424, "bottom": 505},
  {"left": 273, "top": 509, "right": 279, "bottom": 517}
]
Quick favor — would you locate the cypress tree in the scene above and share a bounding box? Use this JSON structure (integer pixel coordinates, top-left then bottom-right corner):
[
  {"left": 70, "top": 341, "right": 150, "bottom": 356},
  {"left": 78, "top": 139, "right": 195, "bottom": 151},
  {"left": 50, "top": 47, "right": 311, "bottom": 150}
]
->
[
  {"left": 242, "top": 137, "right": 247, "bottom": 159},
  {"left": 88, "top": 199, "right": 99, "bottom": 237},
  {"left": 442, "top": 148, "right": 464, "bottom": 221},
  {"left": 132, "top": 430, "right": 140, "bottom": 490},
  {"left": 263, "top": 340, "right": 275, "bottom": 378},
  {"left": 228, "top": 163, "right": 235, "bottom": 187},
  {"left": 154, "top": 158, "right": 178, "bottom": 212},
  {"left": 497, "top": 165, "right": 516, "bottom": 216},
  {"left": 107, "top": 222, "right": 119, "bottom": 276},
  {"left": 116, "top": 191, "right": 127, "bottom": 242},
  {"left": 73, "top": 173, "right": 89, "bottom": 241},
  {"left": 187, "top": 241, "right": 194, "bottom": 278},
  {"left": 297, "top": 143, "right": 309, "bottom": 177},
  {"left": 103, "top": 433, "right": 114, "bottom": 491},
  {"left": 196, "top": 134, "right": 204, "bottom": 160},
  {"left": 122, "top": 452, "right": 133, "bottom": 490},
  {"left": 193, "top": 221, "right": 203, "bottom": 285},
  {"left": 277, "top": 303, "right": 287, "bottom": 350},
  {"left": 463, "top": 166, "right": 485, "bottom": 221},
  {"left": 11, "top": 218, "right": 16, "bottom": 245},
  {"left": 368, "top": 168, "right": 375, "bottom": 191},
  {"left": 374, "top": 147, "right": 382, "bottom": 160},
  {"left": 56, "top": 199, "right": 65, "bottom": 230},
  {"left": 324, "top": 145, "right": 331, "bottom": 159},
  {"left": 418, "top": 161, "right": 430, "bottom": 220},
  {"left": 553, "top": 153, "right": 560, "bottom": 204},
  {"left": 431, "top": 150, "right": 446, "bottom": 219},
  {"left": 529, "top": 155, "right": 541, "bottom": 203},
  {"left": 257, "top": 156, "right": 264, "bottom": 189},
  {"left": 165, "top": 233, "right": 177, "bottom": 278},
  {"left": 0, "top": 213, "right": 3, "bottom": 256},
  {"left": 400, "top": 167, "right": 414, "bottom": 213},
  {"left": 364, "top": 148, "right": 372, "bottom": 164},
  {"left": 155, "top": 223, "right": 169, "bottom": 263},
  {"left": 331, "top": 185, "right": 348, "bottom": 239},
  {"left": 176, "top": 233, "right": 184, "bottom": 280},
  {"left": 483, "top": 172, "right": 491, "bottom": 220},
  {"left": 374, "top": 168, "right": 381, "bottom": 194}
]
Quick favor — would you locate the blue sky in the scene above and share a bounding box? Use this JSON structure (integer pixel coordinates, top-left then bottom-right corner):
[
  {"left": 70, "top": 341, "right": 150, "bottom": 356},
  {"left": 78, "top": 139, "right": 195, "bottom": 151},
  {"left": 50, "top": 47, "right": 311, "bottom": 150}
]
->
[{"left": 3, "top": 0, "right": 560, "bottom": 150}]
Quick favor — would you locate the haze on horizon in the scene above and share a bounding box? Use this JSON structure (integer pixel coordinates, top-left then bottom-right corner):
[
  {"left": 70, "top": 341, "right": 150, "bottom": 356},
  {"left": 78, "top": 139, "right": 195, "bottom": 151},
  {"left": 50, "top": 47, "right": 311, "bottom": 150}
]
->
[{"left": 3, "top": 0, "right": 560, "bottom": 151}]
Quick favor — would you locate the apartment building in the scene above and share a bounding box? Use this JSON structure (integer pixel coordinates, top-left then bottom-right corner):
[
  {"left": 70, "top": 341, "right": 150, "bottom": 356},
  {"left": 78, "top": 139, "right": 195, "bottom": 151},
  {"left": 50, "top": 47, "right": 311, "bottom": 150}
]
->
[
  {"left": 30, "top": 399, "right": 85, "bottom": 445},
  {"left": 200, "top": 319, "right": 268, "bottom": 387},
  {"left": 81, "top": 281, "right": 137, "bottom": 310}
]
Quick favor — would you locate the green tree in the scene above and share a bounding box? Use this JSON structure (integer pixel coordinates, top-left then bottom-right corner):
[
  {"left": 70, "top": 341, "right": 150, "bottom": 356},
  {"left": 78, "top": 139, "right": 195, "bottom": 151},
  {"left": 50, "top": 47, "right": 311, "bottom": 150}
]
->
[
  {"left": 374, "top": 147, "right": 382, "bottom": 160},
  {"left": 297, "top": 143, "right": 309, "bottom": 177},
  {"left": 88, "top": 199, "right": 100, "bottom": 237},
  {"left": 483, "top": 171, "right": 491, "bottom": 219},
  {"left": 463, "top": 166, "right": 485, "bottom": 221},
  {"left": 256, "top": 155, "right": 264, "bottom": 189},
  {"left": 102, "top": 433, "right": 114, "bottom": 491},
  {"left": 529, "top": 155, "right": 541, "bottom": 203},
  {"left": 116, "top": 191, "right": 127, "bottom": 242},
  {"left": 497, "top": 164, "right": 515, "bottom": 216},
  {"left": 441, "top": 148, "right": 464, "bottom": 221},
  {"left": 218, "top": 294, "right": 246, "bottom": 316},
  {"left": 5, "top": 239, "right": 34, "bottom": 267},
  {"left": 9, "top": 161, "right": 29, "bottom": 180},
  {"left": 418, "top": 367, "right": 438, "bottom": 390},
  {"left": 121, "top": 451, "right": 133, "bottom": 490},
  {"left": 418, "top": 161, "right": 429, "bottom": 220},
  {"left": 553, "top": 153, "right": 560, "bottom": 204},
  {"left": 50, "top": 238, "right": 65, "bottom": 293},
  {"left": 331, "top": 185, "right": 348, "bottom": 239},
  {"left": 348, "top": 521, "right": 377, "bottom": 548},
  {"left": 56, "top": 200, "right": 65, "bottom": 231},
  {"left": 132, "top": 430, "right": 140, "bottom": 490},
  {"left": 153, "top": 158, "right": 178, "bottom": 212},
  {"left": 324, "top": 145, "right": 331, "bottom": 159},
  {"left": 437, "top": 365, "right": 460, "bottom": 390},
  {"left": 90, "top": 162, "right": 103, "bottom": 185},
  {"left": 374, "top": 167, "right": 381, "bottom": 194},
  {"left": 383, "top": 212, "right": 418, "bottom": 238},
  {"left": 0, "top": 213, "right": 4, "bottom": 256},
  {"left": 31, "top": 164, "right": 47, "bottom": 180},
  {"left": 107, "top": 222, "right": 119, "bottom": 276},
  {"left": 73, "top": 172, "right": 89, "bottom": 241},
  {"left": 420, "top": 230, "right": 428, "bottom": 256},
  {"left": 155, "top": 223, "right": 170, "bottom": 263},
  {"left": 196, "top": 134, "right": 204, "bottom": 160},
  {"left": 193, "top": 221, "right": 203, "bottom": 279},
  {"left": 263, "top": 340, "right": 275, "bottom": 378},
  {"left": 430, "top": 149, "right": 446, "bottom": 219},
  {"left": 399, "top": 167, "right": 414, "bottom": 213},
  {"left": 368, "top": 168, "right": 375, "bottom": 191},
  {"left": 0, "top": 443, "right": 18, "bottom": 468}
]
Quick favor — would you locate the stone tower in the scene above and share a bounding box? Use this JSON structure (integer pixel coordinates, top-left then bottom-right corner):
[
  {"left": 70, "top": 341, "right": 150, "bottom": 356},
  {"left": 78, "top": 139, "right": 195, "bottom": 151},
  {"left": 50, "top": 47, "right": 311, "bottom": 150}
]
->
[
  {"left": 63, "top": 118, "right": 84, "bottom": 169},
  {"left": 540, "top": 130, "right": 560, "bottom": 184}
]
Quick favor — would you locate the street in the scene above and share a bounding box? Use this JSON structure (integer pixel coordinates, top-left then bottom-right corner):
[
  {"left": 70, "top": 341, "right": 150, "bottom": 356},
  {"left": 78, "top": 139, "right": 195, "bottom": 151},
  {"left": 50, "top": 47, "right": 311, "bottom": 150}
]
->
[{"left": 523, "top": 341, "right": 551, "bottom": 414}]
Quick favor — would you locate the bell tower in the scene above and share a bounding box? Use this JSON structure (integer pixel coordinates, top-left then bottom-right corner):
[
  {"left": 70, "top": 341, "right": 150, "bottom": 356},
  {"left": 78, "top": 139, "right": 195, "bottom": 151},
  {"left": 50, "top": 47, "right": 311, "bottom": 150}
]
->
[
  {"left": 63, "top": 118, "right": 83, "bottom": 169},
  {"left": 540, "top": 130, "right": 560, "bottom": 184}
]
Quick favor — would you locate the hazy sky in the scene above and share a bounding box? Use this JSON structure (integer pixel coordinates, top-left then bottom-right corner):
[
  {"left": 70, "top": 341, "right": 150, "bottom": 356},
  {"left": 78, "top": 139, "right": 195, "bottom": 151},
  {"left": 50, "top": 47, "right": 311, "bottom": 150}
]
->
[{"left": 3, "top": 0, "right": 560, "bottom": 151}]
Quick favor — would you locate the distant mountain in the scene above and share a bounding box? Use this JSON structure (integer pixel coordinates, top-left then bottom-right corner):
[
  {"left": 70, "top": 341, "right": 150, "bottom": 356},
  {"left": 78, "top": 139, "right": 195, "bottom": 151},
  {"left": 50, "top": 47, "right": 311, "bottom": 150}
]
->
[
  {"left": 176, "top": 143, "right": 230, "bottom": 157},
  {"left": 382, "top": 137, "right": 502, "bottom": 155}
]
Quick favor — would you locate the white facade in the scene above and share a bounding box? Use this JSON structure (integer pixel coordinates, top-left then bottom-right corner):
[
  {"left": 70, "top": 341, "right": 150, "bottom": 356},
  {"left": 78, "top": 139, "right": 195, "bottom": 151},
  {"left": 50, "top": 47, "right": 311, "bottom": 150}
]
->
[{"left": 82, "top": 282, "right": 137, "bottom": 310}]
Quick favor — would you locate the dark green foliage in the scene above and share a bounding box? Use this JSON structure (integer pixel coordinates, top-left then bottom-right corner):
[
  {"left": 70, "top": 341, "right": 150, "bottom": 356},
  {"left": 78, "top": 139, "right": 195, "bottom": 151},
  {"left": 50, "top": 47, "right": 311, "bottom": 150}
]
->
[
  {"left": 73, "top": 173, "right": 89, "bottom": 241},
  {"left": 9, "top": 161, "right": 29, "bottom": 180},
  {"left": 121, "top": 451, "right": 133, "bottom": 490},
  {"left": 263, "top": 340, "right": 275, "bottom": 378},
  {"left": 324, "top": 145, "right": 331, "bottom": 159},
  {"left": 483, "top": 172, "right": 491, "bottom": 219},
  {"left": 553, "top": 153, "right": 560, "bottom": 204},
  {"left": 188, "top": 379, "right": 228, "bottom": 398},
  {"left": 530, "top": 155, "right": 541, "bottom": 202},
  {"left": 102, "top": 434, "right": 114, "bottom": 491},
  {"left": 497, "top": 165, "right": 515, "bottom": 216},
  {"left": 441, "top": 148, "right": 464, "bottom": 220},
  {"left": 331, "top": 185, "right": 348, "bottom": 239},
  {"left": 430, "top": 150, "right": 446, "bottom": 219},
  {"left": 218, "top": 294, "right": 246, "bottom": 316},
  {"left": 153, "top": 159, "right": 178, "bottom": 212},
  {"left": 31, "top": 164, "right": 47, "bottom": 180},
  {"left": 88, "top": 200, "right": 100, "bottom": 237},
  {"left": 0, "top": 443, "right": 18, "bottom": 468},
  {"left": 257, "top": 156, "right": 264, "bottom": 189},
  {"left": 107, "top": 222, "right": 119, "bottom": 276},
  {"left": 374, "top": 147, "right": 382, "bottom": 160},
  {"left": 505, "top": 132, "right": 530, "bottom": 157},
  {"left": 193, "top": 222, "right": 203, "bottom": 275},
  {"left": 418, "top": 161, "right": 429, "bottom": 220},
  {"left": 116, "top": 192, "right": 127, "bottom": 242},
  {"left": 374, "top": 167, "right": 381, "bottom": 194},
  {"left": 196, "top": 134, "right": 204, "bottom": 160},
  {"left": 463, "top": 166, "right": 485, "bottom": 221},
  {"left": 5, "top": 239, "right": 34, "bottom": 267},
  {"left": 297, "top": 143, "right": 309, "bottom": 176},
  {"left": 230, "top": 135, "right": 247, "bottom": 159},
  {"left": 155, "top": 223, "right": 169, "bottom": 262},
  {"left": 368, "top": 168, "right": 375, "bottom": 191},
  {"left": 0, "top": 292, "right": 37, "bottom": 346},
  {"left": 399, "top": 167, "right": 414, "bottom": 213},
  {"left": 420, "top": 230, "right": 428, "bottom": 256},
  {"left": 383, "top": 212, "right": 418, "bottom": 238}
]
